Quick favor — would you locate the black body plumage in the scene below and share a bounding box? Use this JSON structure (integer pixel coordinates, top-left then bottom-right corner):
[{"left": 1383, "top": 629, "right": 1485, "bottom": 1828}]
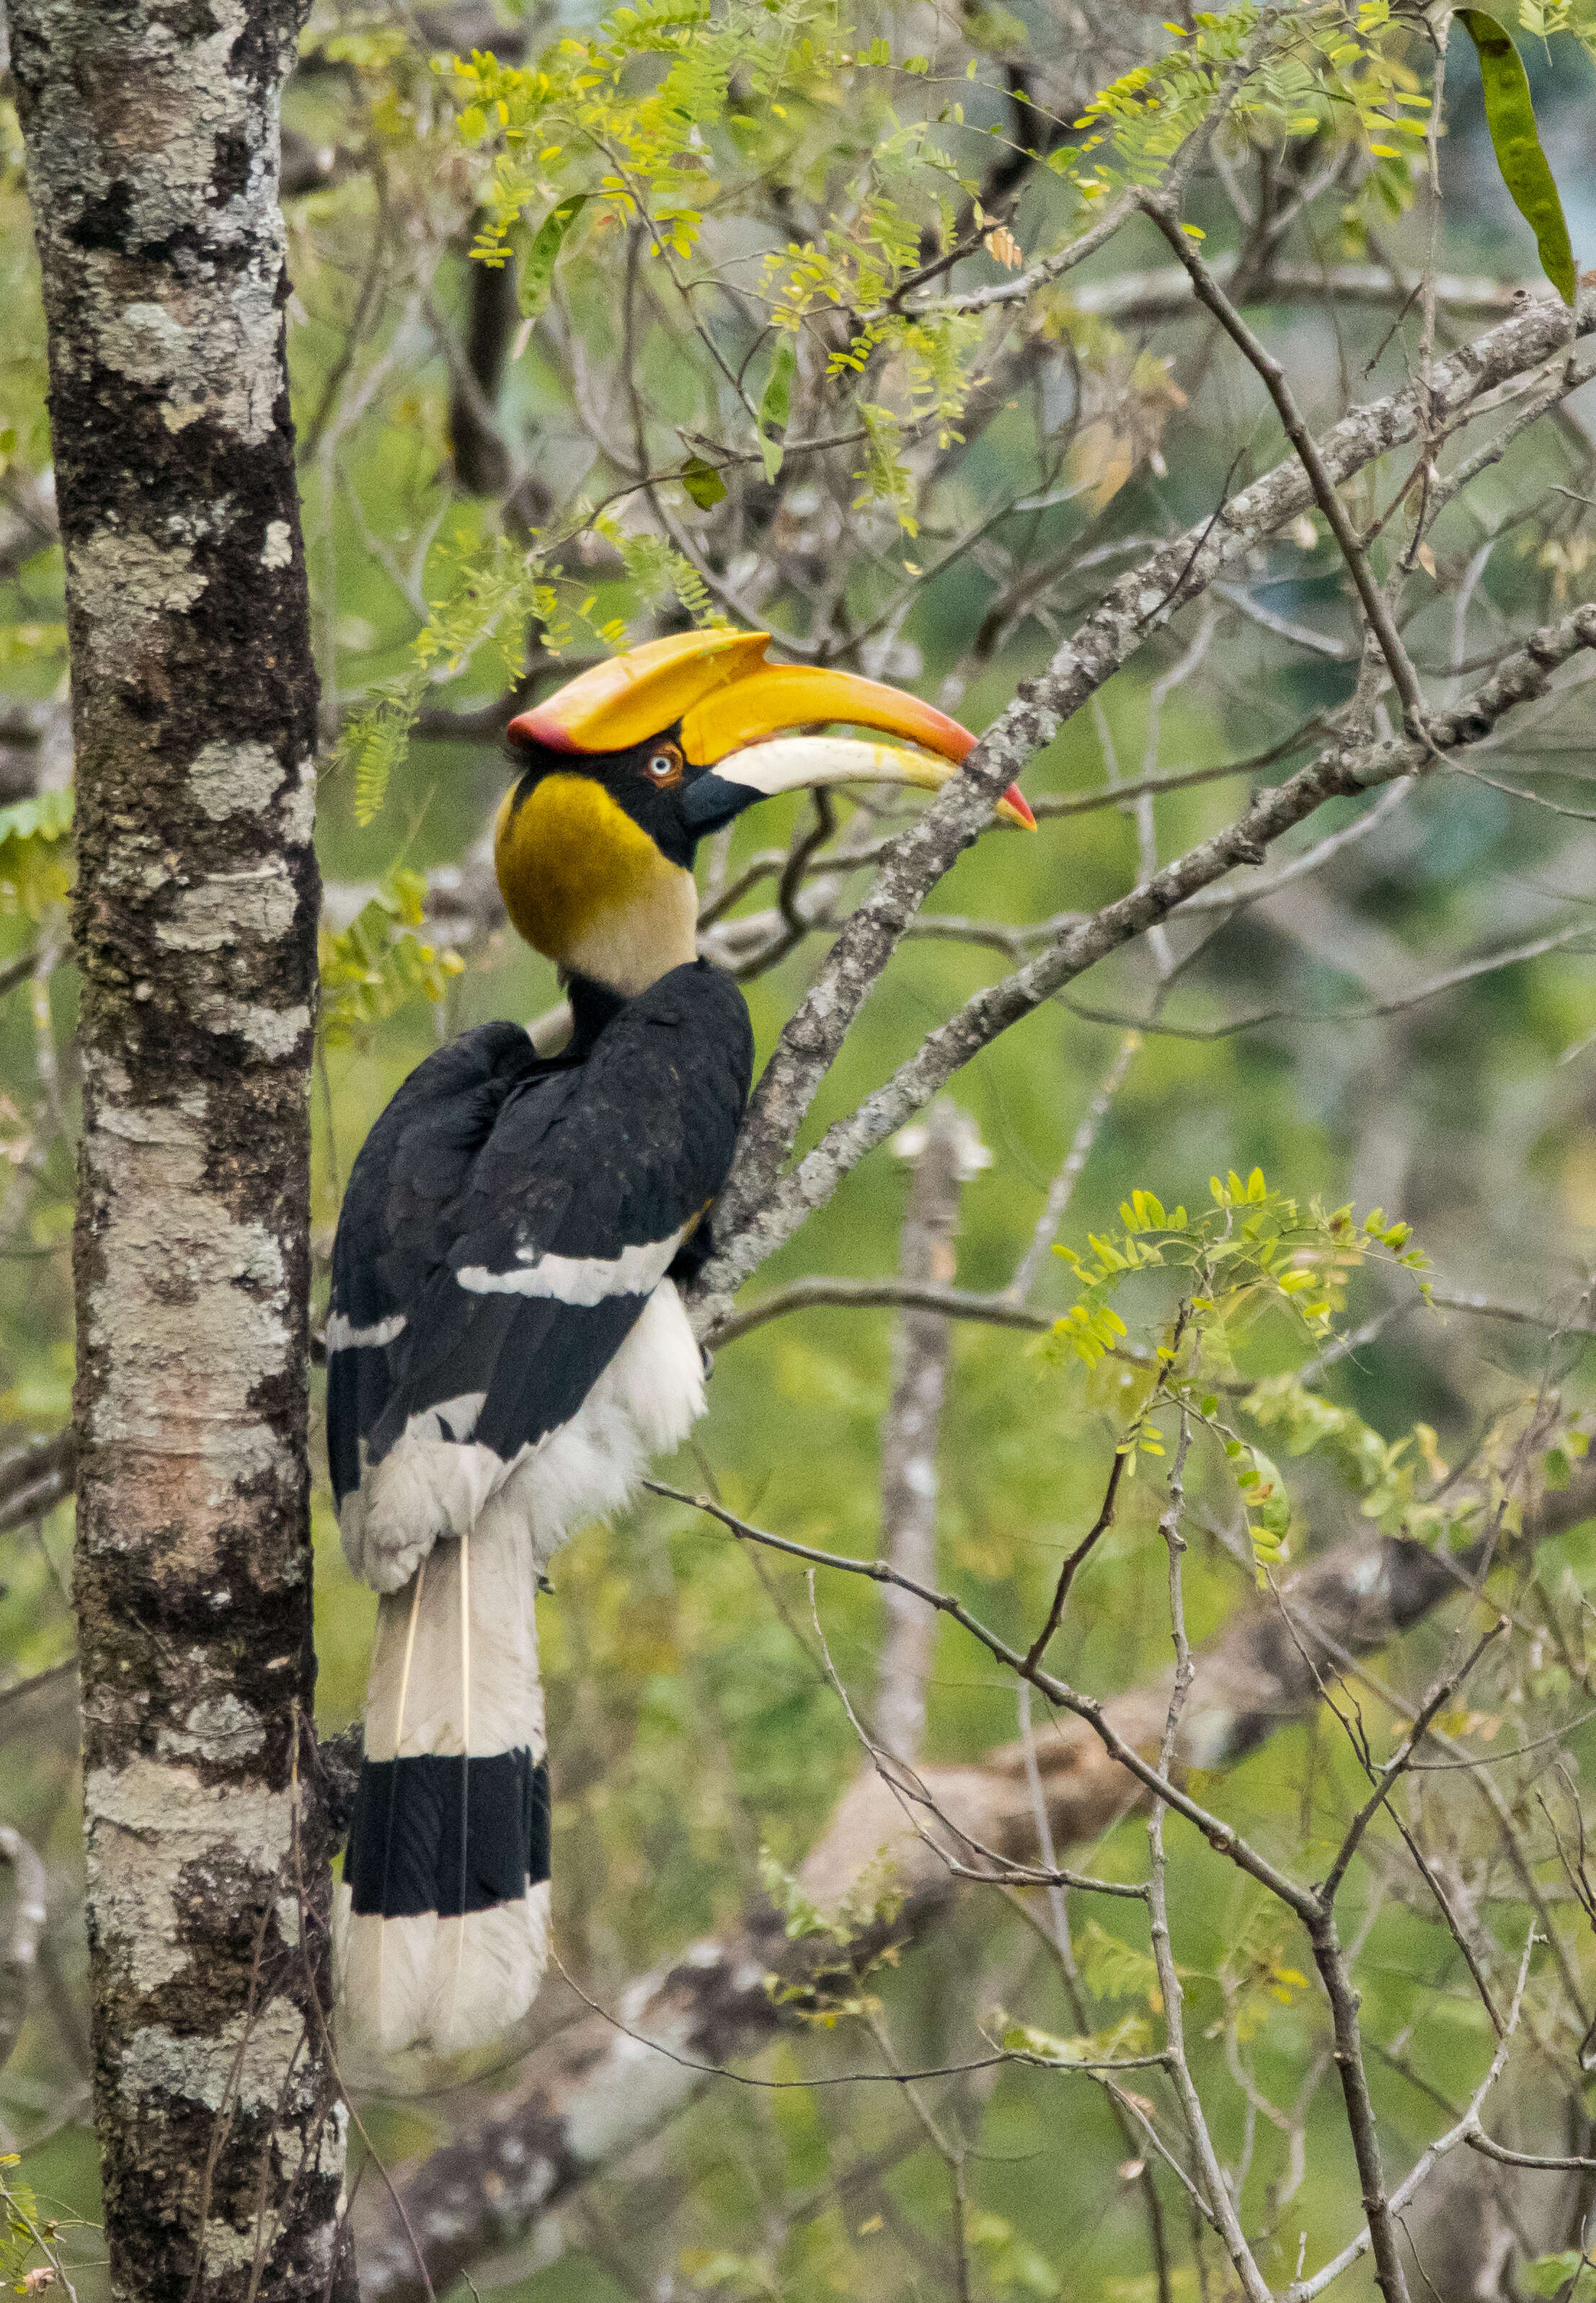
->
[
  {"left": 327, "top": 962, "right": 752, "bottom": 2014},
  {"left": 329, "top": 964, "right": 751, "bottom": 1506}
]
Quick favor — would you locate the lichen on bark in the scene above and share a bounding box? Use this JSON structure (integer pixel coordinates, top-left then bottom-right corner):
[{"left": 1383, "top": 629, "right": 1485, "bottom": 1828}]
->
[{"left": 9, "top": 0, "right": 350, "bottom": 2291}]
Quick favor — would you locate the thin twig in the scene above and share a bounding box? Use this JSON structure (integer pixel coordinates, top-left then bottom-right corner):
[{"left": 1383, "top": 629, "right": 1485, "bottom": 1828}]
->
[
  {"left": 1287, "top": 1933, "right": 1538, "bottom": 2303},
  {"left": 1141, "top": 195, "right": 1426, "bottom": 735}
]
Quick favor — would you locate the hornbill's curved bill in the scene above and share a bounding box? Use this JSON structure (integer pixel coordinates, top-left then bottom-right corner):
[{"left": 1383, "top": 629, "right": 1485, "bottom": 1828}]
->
[
  {"left": 329, "top": 631, "right": 1031, "bottom": 2082},
  {"left": 505, "top": 626, "right": 1032, "bottom": 827}
]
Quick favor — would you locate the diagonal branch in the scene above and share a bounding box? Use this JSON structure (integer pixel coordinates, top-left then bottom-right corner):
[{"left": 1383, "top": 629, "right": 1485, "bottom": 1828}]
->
[
  {"left": 1064, "top": 915, "right": 1596, "bottom": 1041},
  {"left": 696, "top": 604, "right": 1596, "bottom": 1321},
  {"left": 1285, "top": 1933, "right": 1541, "bottom": 2303},
  {"left": 696, "top": 288, "right": 1596, "bottom": 1313}
]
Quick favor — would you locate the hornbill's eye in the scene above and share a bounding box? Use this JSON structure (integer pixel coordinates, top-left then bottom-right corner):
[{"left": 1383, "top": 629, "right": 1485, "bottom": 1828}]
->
[{"left": 641, "top": 744, "right": 685, "bottom": 788}]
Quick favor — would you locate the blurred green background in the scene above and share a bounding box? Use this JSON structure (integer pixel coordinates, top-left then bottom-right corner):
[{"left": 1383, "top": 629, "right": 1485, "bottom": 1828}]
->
[{"left": 3, "top": 4, "right": 1596, "bottom": 2295}]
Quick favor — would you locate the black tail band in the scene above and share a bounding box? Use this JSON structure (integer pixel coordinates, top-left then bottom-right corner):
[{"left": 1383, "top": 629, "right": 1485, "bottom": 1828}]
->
[{"left": 347, "top": 1749, "right": 550, "bottom": 1918}]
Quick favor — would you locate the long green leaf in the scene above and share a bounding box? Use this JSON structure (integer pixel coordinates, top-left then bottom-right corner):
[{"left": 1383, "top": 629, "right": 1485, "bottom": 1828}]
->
[
  {"left": 1457, "top": 10, "right": 1577, "bottom": 306},
  {"left": 514, "top": 194, "right": 590, "bottom": 321},
  {"left": 755, "top": 337, "right": 796, "bottom": 482}
]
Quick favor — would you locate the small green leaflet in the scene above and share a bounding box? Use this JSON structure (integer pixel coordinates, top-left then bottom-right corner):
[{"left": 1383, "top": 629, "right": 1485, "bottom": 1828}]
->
[
  {"left": 0, "top": 789, "right": 73, "bottom": 847},
  {"left": 1522, "top": 2250, "right": 1596, "bottom": 2300},
  {"left": 756, "top": 338, "right": 796, "bottom": 482},
  {"left": 514, "top": 194, "right": 590, "bottom": 321},
  {"left": 1228, "top": 1437, "right": 1290, "bottom": 1587},
  {"left": 0, "top": 785, "right": 74, "bottom": 918},
  {"left": 680, "top": 455, "right": 727, "bottom": 510},
  {"left": 1456, "top": 12, "right": 1577, "bottom": 306}
]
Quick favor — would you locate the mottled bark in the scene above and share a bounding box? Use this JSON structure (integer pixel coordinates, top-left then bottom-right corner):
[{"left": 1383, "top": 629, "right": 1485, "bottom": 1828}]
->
[
  {"left": 354, "top": 1454, "right": 1596, "bottom": 2300},
  {"left": 10, "top": 1, "right": 348, "bottom": 2295}
]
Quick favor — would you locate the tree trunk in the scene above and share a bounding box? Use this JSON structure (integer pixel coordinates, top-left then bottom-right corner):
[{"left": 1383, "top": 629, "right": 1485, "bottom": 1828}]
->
[{"left": 9, "top": 1, "right": 350, "bottom": 2294}]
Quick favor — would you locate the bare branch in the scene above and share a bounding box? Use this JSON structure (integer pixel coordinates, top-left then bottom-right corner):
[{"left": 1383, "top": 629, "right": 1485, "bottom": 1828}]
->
[
  {"left": 699, "top": 605, "right": 1596, "bottom": 1317},
  {"left": 1065, "top": 916, "right": 1595, "bottom": 1039},
  {"left": 1007, "top": 1029, "right": 1141, "bottom": 1303},
  {"left": 1023, "top": 1450, "right": 1130, "bottom": 1672},
  {"left": 705, "top": 1276, "right": 1055, "bottom": 1351},
  {"left": 0, "top": 1429, "right": 74, "bottom": 1538},
  {"left": 1179, "top": 779, "right": 1413, "bottom": 915},
  {"left": 1287, "top": 1934, "right": 1540, "bottom": 2303},
  {"left": 1034, "top": 260, "right": 1540, "bottom": 332},
  {"left": 698, "top": 292, "right": 1596, "bottom": 1314},
  {"left": 355, "top": 1468, "right": 1596, "bottom": 2303},
  {"left": 1143, "top": 1421, "right": 1274, "bottom": 2303},
  {"left": 1141, "top": 194, "right": 1424, "bottom": 732},
  {"left": 1464, "top": 2131, "right": 1596, "bottom": 2174}
]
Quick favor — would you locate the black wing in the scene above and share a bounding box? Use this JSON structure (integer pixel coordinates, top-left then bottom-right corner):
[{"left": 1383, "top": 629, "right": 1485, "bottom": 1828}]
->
[{"left": 327, "top": 962, "right": 753, "bottom": 1509}]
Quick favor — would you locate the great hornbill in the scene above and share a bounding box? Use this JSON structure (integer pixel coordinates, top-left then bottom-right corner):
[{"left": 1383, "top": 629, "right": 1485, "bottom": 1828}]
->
[{"left": 327, "top": 628, "right": 1032, "bottom": 2072}]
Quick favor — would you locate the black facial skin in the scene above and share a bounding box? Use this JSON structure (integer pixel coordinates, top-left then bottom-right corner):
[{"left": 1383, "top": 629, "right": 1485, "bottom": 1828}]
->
[{"left": 502, "top": 724, "right": 759, "bottom": 865}]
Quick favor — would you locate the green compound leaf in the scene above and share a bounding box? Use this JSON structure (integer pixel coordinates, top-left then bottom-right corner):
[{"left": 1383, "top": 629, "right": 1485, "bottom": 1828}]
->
[
  {"left": 349, "top": 699, "right": 408, "bottom": 830},
  {"left": 319, "top": 869, "right": 465, "bottom": 1048},
  {"left": 0, "top": 788, "right": 74, "bottom": 848},
  {"left": 1242, "top": 1444, "right": 1290, "bottom": 1587},
  {"left": 514, "top": 193, "right": 590, "bottom": 321},
  {"left": 1457, "top": 11, "right": 1577, "bottom": 306}
]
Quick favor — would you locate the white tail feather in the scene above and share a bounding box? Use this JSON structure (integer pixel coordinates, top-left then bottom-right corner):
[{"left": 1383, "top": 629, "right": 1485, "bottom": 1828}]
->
[
  {"left": 361, "top": 1522, "right": 543, "bottom": 1762},
  {"left": 334, "top": 1279, "right": 711, "bottom": 2082},
  {"left": 337, "top": 1891, "right": 551, "bottom": 2075},
  {"left": 335, "top": 1517, "right": 547, "bottom": 2077},
  {"left": 449, "top": 1528, "right": 471, "bottom": 2028},
  {"left": 373, "top": 1558, "right": 425, "bottom": 2054}
]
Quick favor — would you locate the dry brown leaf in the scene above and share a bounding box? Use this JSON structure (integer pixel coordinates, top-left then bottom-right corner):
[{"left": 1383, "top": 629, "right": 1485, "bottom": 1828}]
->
[{"left": 1066, "top": 419, "right": 1136, "bottom": 514}]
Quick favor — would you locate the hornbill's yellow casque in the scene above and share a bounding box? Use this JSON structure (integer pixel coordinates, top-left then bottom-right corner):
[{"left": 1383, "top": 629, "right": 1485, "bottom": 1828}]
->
[{"left": 327, "top": 629, "right": 1032, "bottom": 2071}]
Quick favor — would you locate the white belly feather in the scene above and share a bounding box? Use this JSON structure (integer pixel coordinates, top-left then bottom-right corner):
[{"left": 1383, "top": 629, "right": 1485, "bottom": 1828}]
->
[{"left": 340, "top": 1279, "right": 706, "bottom": 1591}]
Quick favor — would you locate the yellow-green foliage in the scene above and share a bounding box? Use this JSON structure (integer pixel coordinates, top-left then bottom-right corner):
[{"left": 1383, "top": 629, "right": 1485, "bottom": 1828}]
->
[
  {"left": 332, "top": 534, "right": 572, "bottom": 827},
  {"left": 1, "top": 2152, "right": 71, "bottom": 2294},
  {"left": 305, "top": 0, "right": 1592, "bottom": 799},
  {"left": 0, "top": 789, "right": 71, "bottom": 920},
  {"left": 757, "top": 1845, "right": 907, "bottom": 2027},
  {"left": 1051, "top": 1168, "right": 1437, "bottom": 1583},
  {"left": 4, "top": 0, "right": 1596, "bottom": 2283},
  {"left": 318, "top": 867, "right": 464, "bottom": 1046},
  {"left": 442, "top": 0, "right": 1468, "bottom": 536}
]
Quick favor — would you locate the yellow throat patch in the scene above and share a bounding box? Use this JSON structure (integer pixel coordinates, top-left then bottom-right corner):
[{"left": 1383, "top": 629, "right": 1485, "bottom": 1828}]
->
[{"left": 494, "top": 771, "right": 697, "bottom": 993}]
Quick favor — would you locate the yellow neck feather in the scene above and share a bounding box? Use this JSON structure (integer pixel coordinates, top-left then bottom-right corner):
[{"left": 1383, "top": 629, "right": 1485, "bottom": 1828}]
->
[{"left": 495, "top": 773, "right": 699, "bottom": 997}]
